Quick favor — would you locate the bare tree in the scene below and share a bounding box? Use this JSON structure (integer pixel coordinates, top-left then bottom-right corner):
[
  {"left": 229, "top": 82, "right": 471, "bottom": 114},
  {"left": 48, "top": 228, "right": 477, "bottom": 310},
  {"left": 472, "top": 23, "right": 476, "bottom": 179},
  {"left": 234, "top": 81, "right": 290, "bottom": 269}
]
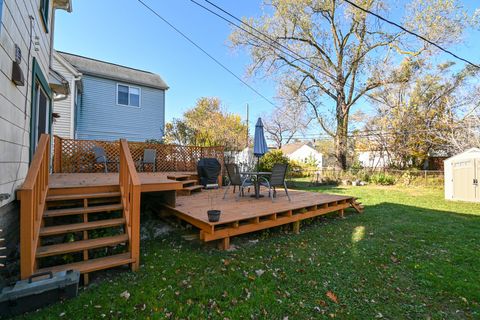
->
[
  {"left": 263, "top": 94, "right": 312, "bottom": 148},
  {"left": 230, "top": 0, "right": 477, "bottom": 169},
  {"left": 433, "top": 85, "right": 480, "bottom": 154},
  {"left": 362, "top": 64, "right": 479, "bottom": 168}
]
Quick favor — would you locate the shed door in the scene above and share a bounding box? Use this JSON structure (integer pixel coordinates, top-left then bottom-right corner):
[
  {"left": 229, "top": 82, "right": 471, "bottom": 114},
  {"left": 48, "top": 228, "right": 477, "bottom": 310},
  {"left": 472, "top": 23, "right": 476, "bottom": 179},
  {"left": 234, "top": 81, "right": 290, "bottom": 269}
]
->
[{"left": 452, "top": 159, "right": 475, "bottom": 201}]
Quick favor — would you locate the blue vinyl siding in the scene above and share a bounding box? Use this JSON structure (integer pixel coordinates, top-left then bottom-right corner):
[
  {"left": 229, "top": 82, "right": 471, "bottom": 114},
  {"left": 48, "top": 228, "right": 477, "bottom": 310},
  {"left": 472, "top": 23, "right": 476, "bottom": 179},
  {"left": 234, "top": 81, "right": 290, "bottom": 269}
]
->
[{"left": 75, "top": 75, "right": 165, "bottom": 141}]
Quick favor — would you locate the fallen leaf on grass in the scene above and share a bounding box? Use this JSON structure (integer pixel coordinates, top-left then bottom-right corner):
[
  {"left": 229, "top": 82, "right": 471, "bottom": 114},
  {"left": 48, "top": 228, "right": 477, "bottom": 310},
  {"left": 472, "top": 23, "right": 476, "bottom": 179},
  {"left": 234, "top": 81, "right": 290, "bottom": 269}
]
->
[
  {"left": 390, "top": 255, "right": 400, "bottom": 264},
  {"left": 326, "top": 291, "right": 339, "bottom": 304},
  {"left": 135, "top": 303, "right": 146, "bottom": 311},
  {"left": 120, "top": 290, "right": 130, "bottom": 300},
  {"left": 255, "top": 269, "right": 265, "bottom": 277}
]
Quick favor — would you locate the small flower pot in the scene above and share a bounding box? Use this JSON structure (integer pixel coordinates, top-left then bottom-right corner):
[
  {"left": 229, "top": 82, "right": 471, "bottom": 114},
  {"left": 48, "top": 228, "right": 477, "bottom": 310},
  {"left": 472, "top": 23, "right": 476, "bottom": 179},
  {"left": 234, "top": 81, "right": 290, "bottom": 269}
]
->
[{"left": 207, "top": 210, "right": 221, "bottom": 222}]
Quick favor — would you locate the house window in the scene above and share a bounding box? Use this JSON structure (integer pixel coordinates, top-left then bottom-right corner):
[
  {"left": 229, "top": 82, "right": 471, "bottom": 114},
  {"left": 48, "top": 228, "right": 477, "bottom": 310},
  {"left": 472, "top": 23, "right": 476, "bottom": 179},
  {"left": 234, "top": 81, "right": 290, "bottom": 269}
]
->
[
  {"left": 117, "top": 84, "right": 140, "bottom": 107},
  {"left": 30, "top": 58, "right": 52, "bottom": 160},
  {"left": 39, "top": 0, "right": 49, "bottom": 32}
]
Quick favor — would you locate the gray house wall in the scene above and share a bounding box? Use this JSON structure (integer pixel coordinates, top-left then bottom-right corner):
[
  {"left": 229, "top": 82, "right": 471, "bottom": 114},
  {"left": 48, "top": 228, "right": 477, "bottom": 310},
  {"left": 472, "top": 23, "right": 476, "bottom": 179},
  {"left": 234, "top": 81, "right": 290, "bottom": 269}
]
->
[{"left": 75, "top": 75, "right": 165, "bottom": 141}]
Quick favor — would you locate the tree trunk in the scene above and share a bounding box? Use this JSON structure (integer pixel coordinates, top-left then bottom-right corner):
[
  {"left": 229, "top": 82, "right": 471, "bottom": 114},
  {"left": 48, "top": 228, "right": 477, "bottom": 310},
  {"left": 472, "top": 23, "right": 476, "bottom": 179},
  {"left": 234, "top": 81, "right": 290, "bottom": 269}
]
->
[{"left": 335, "top": 107, "right": 349, "bottom": 170}]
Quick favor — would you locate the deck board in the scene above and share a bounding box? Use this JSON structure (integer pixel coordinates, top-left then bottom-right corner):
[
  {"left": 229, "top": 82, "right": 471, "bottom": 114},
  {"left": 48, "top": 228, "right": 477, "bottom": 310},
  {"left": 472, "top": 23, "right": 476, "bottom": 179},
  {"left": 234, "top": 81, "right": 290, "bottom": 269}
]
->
[
  {"left": 164, "top": 188, "right": 358, "bottom": 248},
  {"left": 172, "top": 189, "right": 352, "bottom": 225}
]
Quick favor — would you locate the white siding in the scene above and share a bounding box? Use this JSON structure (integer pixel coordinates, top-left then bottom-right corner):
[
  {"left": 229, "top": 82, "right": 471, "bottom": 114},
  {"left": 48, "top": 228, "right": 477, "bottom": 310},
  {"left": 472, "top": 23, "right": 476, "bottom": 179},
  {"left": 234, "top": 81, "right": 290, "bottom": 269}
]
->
[
  {"left": 52, "top": 54, "right": 77, "bottom": 138},
  {"left": 287, "top": 145, "right": 323, "bottom": 168},
  {"left": 0, "top": 0, "right": 53, "bottom": 207}
]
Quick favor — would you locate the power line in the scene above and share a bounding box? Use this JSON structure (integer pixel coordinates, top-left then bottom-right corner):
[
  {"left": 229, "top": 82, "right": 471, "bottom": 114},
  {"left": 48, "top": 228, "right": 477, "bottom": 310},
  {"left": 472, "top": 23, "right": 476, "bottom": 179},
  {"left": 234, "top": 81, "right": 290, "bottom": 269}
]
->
[
  {"left": 135, "top": 0, "right": 276, "bottom": 107},
  {"left": 342, "top": 0, "right": 480, "bottom": 69},
  {"left": 190, "top": 0, "right": 389, "bottom": 106}
]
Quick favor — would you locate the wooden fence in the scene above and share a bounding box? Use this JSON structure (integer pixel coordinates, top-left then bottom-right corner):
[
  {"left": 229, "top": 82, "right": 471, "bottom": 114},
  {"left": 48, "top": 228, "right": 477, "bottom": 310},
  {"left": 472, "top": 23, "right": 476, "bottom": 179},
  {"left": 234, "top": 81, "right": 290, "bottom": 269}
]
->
[{"left": 53, "top": 136, "right": 224, "bottom": 173}]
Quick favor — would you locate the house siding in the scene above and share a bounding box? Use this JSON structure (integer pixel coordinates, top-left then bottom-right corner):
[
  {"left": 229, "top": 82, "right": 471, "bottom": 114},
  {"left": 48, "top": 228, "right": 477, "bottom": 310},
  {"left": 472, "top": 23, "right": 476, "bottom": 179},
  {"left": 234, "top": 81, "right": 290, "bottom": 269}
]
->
[
  {"left": 287, "top": 145, "right": 323, "bottom": 168},
  {"left": 52, "top": 54, "right": 77, "bottom": 138},
  {"left": 0, "top": 0, "right": 54, "bottom": 263},
  {"left": 76, "top": 75, "right": 165, "bottom": 141}
]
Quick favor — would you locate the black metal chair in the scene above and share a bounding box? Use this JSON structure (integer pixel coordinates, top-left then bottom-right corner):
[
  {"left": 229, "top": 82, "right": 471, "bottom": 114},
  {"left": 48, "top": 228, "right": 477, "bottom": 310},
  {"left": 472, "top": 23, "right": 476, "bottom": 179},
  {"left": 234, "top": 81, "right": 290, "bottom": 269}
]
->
[
  {"left": 223, "top": 163, "right": 253, "bottom": 200},
  {"left": 139, "top": 149, "right": 156, "bottom": 172},
  {"left": 261, "top": 163, "right": 291, "bottom": 201}
]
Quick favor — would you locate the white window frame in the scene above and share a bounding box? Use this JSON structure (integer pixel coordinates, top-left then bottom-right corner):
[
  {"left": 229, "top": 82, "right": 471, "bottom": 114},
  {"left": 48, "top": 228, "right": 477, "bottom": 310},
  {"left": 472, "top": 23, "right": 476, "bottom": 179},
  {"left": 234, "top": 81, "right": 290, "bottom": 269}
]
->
[{"left": 116, "top": 83, "right": 141, "bottom": 108}]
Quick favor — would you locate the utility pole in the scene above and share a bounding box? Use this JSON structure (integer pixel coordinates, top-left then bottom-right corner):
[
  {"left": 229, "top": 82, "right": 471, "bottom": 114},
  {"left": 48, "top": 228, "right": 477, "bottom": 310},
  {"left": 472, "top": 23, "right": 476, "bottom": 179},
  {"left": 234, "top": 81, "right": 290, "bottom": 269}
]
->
[{"left": 245, "top": 103, "right": 249, "bottom": 148}]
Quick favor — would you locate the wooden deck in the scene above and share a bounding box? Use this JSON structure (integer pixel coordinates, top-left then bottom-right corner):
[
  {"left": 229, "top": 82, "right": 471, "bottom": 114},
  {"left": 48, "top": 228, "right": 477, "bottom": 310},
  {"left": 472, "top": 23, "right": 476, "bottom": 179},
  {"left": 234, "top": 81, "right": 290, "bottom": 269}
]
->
[
  {"left": 48, "top": 172, "right": 197, "bottom": 192},
  {"left": 164, "top": 188, "right": 361, "bottom": 249}
]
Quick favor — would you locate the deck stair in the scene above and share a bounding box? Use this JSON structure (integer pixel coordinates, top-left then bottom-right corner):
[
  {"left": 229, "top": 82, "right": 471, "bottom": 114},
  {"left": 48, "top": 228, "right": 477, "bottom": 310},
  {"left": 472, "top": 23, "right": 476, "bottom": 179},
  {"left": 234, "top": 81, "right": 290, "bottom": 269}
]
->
[
  {"left": 35, "top": 188, "right": 133, "bottom": 284},
  {"left": 167, "top": 174, "right": 202, "bottom": 196},
  {"left": 350, "top": 198, "right": 365, "bottom": 213}
]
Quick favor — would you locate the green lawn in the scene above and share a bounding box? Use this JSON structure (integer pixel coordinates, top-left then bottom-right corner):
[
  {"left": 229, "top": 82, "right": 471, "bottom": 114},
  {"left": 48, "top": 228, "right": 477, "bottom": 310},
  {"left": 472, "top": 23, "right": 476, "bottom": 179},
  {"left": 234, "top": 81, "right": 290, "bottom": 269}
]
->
[{"left": 19, "top": 185, "right": 480, "bottom": 319}]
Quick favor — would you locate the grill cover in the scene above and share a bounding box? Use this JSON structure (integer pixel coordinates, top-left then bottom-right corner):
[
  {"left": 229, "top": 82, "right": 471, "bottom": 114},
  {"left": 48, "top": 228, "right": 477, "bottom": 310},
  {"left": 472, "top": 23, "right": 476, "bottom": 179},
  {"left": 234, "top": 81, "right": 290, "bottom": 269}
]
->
[{"left": 197, "top": 158, "right": 221, "bottom": 186}]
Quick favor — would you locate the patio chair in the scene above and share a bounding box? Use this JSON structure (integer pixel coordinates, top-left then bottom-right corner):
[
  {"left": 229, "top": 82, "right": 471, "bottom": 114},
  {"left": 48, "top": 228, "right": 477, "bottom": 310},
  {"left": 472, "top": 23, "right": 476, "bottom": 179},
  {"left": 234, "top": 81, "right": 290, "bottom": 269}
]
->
[
  {"left": 223, "top": 163, "right": 253, "bottom": 200},
  {"left": 139, "top": 149, "right": 156, "bottom": 172},
  {"left": 92, "top": 146, "right": 109, "bottom": 173},
  {"left": 261, "top": 163, "right": 291, "bottom": 202}
]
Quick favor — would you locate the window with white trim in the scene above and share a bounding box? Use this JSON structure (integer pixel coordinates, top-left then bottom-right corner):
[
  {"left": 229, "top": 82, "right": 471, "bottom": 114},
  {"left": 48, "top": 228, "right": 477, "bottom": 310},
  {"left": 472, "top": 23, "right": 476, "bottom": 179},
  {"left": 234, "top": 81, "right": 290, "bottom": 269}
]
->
[{"left": 117, "top": 84, "right": 140, "bottom": 107}]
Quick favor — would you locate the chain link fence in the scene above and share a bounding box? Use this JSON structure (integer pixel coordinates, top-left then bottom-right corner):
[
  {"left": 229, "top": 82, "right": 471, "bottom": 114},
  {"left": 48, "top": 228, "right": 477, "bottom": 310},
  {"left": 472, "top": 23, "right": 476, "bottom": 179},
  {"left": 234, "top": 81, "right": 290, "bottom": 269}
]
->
[{"left": 286, "top": 167, "right": 445, "bottom": 188}]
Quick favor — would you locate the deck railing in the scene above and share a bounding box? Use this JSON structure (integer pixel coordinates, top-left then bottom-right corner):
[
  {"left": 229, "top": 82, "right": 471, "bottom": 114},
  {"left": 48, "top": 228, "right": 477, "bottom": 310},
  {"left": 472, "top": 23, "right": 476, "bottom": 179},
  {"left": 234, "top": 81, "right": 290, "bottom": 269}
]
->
[
  {"left": 53, "top": 136, "right": 224, "bottom": 174},
  {"left": 19, "top": 134, "right": 50, "bottom": 279},
  {"left": 119, "top": 139, "right": 141, "bottom": 271}
]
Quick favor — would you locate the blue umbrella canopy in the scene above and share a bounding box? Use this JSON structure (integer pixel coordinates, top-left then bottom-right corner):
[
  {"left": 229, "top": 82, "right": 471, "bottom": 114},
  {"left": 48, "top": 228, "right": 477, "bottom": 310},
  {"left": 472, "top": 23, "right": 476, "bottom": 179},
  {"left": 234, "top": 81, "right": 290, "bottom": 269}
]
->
[{"left": 253, "top": 118, "right": 268, "bottom": 157}]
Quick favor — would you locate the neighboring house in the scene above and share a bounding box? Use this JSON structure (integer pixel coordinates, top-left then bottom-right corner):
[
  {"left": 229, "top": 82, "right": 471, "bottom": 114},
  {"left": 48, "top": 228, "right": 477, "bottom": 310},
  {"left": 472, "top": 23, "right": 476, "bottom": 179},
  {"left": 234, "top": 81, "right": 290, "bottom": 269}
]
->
[
  {"left": 51, "top": 51, "right": 81, "bottom": 138},
  {"left": 52, "top": 51, "right": 169, "bottom": 141},
  {"left": 281, "top": 142, "right": 323, "bottom": 168},
  {"left": 0, "top": 0, "right": 72, "bottom": 264},
  {"left": 357, "top": 150, "right": 391, "bottom": 168}
]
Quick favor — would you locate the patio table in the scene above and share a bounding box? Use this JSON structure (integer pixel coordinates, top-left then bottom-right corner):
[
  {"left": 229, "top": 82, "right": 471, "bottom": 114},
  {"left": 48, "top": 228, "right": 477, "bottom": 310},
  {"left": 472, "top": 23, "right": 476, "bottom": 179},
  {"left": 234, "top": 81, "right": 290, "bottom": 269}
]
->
[{"left": 241, "top": 171, "right": 271, "bottom": 199}]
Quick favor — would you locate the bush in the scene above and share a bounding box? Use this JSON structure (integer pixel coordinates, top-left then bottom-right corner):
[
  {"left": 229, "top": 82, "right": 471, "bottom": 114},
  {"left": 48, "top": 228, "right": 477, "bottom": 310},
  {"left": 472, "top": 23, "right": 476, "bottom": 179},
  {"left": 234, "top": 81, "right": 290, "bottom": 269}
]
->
[
  {"left": 258, "top": 150, "right": 303, "bottom": 177},
  {"left": 370, "top": 173, "right": 396, "bottom": 185},
  {"left": 258, "top": 150, "right": 290, "bottom": 171}
]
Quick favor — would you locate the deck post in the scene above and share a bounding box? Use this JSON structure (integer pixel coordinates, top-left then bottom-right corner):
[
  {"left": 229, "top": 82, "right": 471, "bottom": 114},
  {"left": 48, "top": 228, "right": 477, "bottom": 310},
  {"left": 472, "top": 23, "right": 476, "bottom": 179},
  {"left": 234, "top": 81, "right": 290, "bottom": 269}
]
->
[
  {"left": 292, "top": 221, "right": 300, "bottom": 234},
  {"left": 131, "top": 184, "right": 141, "bottom": 271},
  {"left": 53, "top": 136, "right": 62, "bottom": 173},
  {"left": 20, "top": 189, "right": 34, "bottom": 279},
  {"left": 338, "top": 209, "right": 344, "bottom": 218},
  {"left": 219, "top": 237, "right": 230, "bottom": 250}
]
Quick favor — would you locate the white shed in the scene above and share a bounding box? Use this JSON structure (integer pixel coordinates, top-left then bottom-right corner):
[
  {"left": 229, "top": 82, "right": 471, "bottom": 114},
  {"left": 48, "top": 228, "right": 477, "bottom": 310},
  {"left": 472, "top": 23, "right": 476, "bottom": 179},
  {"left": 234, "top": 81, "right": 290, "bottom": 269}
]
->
[{"left": 444, "top": 148, "right": 480, "bottom": 202}]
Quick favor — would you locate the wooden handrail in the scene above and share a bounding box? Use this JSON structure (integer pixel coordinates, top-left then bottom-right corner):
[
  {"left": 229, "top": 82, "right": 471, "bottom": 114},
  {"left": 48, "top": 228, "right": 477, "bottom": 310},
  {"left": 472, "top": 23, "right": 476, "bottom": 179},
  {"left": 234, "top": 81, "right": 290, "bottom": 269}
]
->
[
  {"left": 19, "top": 134, "right": 50, "bottom": 279},
  {"left": 119, "top": 139, "right": 141, "bottom": 271}
]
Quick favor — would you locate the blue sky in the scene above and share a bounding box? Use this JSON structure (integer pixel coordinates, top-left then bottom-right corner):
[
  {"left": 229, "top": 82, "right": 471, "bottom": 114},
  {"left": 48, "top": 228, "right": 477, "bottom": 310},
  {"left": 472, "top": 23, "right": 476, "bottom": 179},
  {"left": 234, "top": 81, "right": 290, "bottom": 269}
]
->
[{"left": 54, "top": 0, "right": 480, "bottom": 137}]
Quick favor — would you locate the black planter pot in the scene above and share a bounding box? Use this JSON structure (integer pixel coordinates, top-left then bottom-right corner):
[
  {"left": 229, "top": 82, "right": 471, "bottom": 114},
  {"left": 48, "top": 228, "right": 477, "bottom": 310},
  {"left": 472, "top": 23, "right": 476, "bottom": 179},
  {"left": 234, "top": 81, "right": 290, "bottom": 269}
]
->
[{"left": 207, "top": 210, "right": 221, "bottom": 222}]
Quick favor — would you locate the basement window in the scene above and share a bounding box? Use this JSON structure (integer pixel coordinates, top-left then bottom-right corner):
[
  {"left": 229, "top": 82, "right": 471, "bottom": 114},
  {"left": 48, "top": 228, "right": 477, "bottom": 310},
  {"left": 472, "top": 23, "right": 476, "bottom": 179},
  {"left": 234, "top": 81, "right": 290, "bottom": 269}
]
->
[{"left": 117, "top": 84, "right": 140, "bottom": 107}]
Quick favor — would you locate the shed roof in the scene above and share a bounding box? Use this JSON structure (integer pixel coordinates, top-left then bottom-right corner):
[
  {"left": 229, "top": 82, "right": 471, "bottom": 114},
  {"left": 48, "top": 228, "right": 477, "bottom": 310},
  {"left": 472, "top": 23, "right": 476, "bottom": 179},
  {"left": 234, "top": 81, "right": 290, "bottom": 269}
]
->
[
  {"left": 445, "top": 148, "right": 480, "bottom": 162},
  {"left": 58, "top": 51, "right": 169, "bottom": 90}
]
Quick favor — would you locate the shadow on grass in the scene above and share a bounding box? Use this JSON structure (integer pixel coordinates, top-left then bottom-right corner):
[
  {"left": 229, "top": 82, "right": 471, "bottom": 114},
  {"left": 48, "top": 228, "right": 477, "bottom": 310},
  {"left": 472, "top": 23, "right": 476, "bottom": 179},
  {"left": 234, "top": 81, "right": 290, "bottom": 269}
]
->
[{"left": 18, "top": 196, "right": 480, "bottom": 320}]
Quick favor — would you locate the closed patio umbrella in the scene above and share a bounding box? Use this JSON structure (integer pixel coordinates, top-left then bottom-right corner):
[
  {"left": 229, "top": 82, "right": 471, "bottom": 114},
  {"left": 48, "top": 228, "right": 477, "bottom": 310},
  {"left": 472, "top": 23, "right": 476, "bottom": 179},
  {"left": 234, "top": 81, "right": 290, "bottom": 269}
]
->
[{"left": 253, "top": 118, "right": 268, "bottom": 168}]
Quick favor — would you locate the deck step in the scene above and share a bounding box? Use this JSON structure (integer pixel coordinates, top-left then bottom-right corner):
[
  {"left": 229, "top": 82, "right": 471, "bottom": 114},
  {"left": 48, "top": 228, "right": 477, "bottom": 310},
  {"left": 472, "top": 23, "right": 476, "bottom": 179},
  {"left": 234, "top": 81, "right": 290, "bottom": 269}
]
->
[
  {"left": 181, "top": 180, "right": 198, "bottom": 186},
  {"left": 37, "top": 253, "right": 133, "bottom": 274},
  {"left": 36, "top": 234, "right": 128, "bottom": 258},
  {"left": 167, "top": 174, "right": 191, "bottom": 181},
  {"left": 44, "top": 203, "right": 123, "bottom": 218},
  {"left": 40, "top": 218, "right": 126, "bottom": 237},
  {"left": 46, "top": 192, "right": 121, "bottom": 202},
  {"left": 182, "top": 185, "right": 202, "bottom": 191}
]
